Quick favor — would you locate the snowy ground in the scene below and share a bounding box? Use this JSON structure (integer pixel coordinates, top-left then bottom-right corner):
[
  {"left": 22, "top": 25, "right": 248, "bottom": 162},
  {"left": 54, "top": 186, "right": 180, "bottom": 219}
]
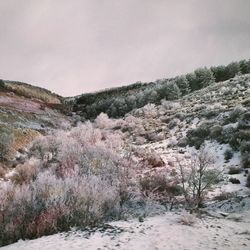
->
[{"left": 2, "top": 211, "right": 250, "bottom": 250}]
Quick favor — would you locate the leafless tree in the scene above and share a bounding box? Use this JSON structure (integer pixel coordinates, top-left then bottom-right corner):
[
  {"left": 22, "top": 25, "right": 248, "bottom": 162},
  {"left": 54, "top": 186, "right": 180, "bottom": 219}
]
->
[{"left": 178, "top": 145, "right": 222, "bottom": 208}]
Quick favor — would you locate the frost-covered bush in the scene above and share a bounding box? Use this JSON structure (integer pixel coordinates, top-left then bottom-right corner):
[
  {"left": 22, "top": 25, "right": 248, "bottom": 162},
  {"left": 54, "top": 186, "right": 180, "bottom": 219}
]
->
[
  {"left": 0, "top": 170, "right": 121, "bottom": 245},
  {"left": 0, "top": 122, "right": 138, "bottom": 246},
  {"left": 135, "top": 136, "right": 147, "bottom": 145},
  {"left": 95, "top": 112, "right": 114, "bottom": 129},
  {"left": 122, "top": 115, "right": 145, "bottom": 136},
  {"left": 141, "top": 104, "right": 158, "bottom": 118},
  {"left": 58, "top": 120, "right": 71, "bottom": 130},
  {"left": 161, "top": 100, "right": 181, "bottom": 110}
]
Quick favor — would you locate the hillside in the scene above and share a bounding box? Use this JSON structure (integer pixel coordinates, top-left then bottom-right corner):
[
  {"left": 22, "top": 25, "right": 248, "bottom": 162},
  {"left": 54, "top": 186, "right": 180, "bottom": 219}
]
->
[
  {"left": 72, "top": 59, "right": 250, "bottom": 119},
  {"left": 0, "top": 61, "right": 250, "bottom": 249},
  {"left": 0, "top": 80, "right": 71, "bottom": 159}
]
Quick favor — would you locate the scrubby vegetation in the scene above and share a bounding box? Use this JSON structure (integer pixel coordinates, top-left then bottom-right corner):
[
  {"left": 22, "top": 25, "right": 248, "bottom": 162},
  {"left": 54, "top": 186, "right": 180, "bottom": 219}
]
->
[
  {"left": 73, "top": 59, "right": 250, "bottom": 119},
  {"left": 0, "top": 59, "right": 250, "bottom": 247},
  {"left": 4, "top": 80, "right": 62, "bottom": 104},
  {"left": 0, "top": 123, "right": 140, "bottom": 246}
]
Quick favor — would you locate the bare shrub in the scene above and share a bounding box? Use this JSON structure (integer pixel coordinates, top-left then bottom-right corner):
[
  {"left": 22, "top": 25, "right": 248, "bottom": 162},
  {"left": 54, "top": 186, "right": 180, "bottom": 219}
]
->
[
  {"left": 178, "top": 145, "right": 222, "bottom": 208},
  {"left": 161, "top": 100, "right": 181, "bottom": 110},
  {"left": 141, "top": 104, "right": 158, "bottom": 118}
]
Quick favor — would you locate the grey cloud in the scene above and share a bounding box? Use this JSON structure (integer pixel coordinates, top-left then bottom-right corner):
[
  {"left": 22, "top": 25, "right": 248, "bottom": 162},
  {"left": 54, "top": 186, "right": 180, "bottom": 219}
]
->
[{"left": 0, "top": 0, "right": 249, "bottom": 96}]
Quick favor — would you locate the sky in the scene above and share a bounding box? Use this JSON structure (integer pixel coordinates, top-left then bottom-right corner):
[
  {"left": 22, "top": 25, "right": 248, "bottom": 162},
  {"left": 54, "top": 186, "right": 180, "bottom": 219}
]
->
[{"left": 0, "top": 0, "right": 250, "bottom": 96}]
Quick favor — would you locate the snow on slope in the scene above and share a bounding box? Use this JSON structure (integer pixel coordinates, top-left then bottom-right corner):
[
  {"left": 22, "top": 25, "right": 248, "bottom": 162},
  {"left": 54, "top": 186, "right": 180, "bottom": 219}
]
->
[{"left": 2, "top": 211, "right": 250, "bottom": 250}]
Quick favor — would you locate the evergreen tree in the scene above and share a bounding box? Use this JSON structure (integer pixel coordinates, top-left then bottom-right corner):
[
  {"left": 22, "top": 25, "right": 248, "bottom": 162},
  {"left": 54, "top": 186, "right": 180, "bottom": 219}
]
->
[
  {"left": 194, "top": 67, "right": 215, "bottom": 89},
  {"left": 186, "top": 72, "right": 197, "bottom": 91},
  {"left": 210, "top": 65, "right": 227, "bottom": 82},
  {"left": 239, "top": 59, "right": 250, "bottom": 74},
  {"left": 157, "top": 81, "right": 181, "bottom": 100},
  {"left": 175, "top": 75, "right": 190, "bottom": 95},
  {"left": 225, "top": 62, "right": 241, "bottom": 79}
]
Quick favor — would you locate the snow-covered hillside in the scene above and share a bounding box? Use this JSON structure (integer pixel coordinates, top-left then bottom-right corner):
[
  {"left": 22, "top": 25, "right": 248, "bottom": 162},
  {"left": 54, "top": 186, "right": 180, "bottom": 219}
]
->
[{"left": 0, "top": 74, "right": 249, "bottom": 249}]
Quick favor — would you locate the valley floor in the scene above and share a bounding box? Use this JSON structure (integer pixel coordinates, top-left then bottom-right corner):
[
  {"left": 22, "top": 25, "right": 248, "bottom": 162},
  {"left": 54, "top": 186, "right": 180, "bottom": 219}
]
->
[{"left": 2, "top": 211, "right": 250, "bottom": 250}]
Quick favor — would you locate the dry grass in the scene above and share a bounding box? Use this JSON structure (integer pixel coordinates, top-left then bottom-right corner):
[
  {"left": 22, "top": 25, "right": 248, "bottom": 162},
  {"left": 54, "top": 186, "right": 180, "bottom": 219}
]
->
[
  {"left": 12, "top": 129, "right": 41, "bottom": 152},
  {"left": 5, "top": 82, "right": 61, "bottom": 104},
  {"left": 0, "top": 125, "right": 41, "bottom": 160},
  {"left": 11, "top": 159, "right": 40, "bottom": 184}
]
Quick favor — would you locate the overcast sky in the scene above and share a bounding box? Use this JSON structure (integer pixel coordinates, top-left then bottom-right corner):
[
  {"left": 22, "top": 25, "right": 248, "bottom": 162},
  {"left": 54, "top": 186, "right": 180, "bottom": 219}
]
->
[{"left": 0, "top": 0, "right": 249, "bottom": 96}]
